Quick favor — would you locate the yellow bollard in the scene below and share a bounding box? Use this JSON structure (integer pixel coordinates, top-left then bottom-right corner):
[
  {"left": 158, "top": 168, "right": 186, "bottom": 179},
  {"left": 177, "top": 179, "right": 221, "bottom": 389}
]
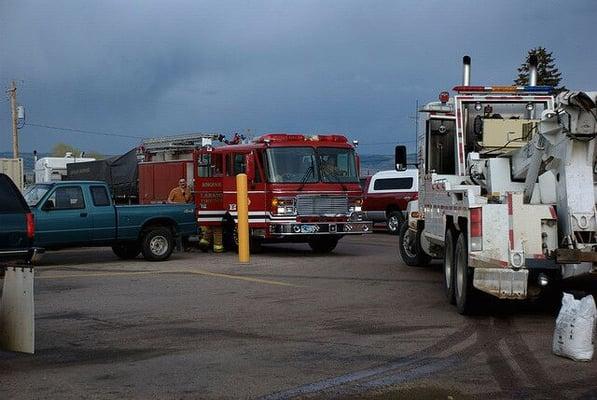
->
[{"left": 236, "top": 173, "right": 250, "bottom": 263}]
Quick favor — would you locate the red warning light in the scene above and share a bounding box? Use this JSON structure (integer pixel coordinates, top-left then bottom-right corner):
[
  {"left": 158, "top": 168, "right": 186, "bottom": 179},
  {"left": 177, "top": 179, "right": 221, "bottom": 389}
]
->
[{"left": 439, "top": 91, "right": 449, "bottom": 103}]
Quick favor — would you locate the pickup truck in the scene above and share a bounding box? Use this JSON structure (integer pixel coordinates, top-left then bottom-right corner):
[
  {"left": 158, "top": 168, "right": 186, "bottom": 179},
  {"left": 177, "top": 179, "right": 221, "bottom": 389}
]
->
[
  {"left": 23, "top": 181, "right": 196, "bottom": 261},
  {"left": 0, "top": 173, "right": 41, "bottom": 265},
  {"left": 362, "top": 169, "right": 418, "bottom": 234}
]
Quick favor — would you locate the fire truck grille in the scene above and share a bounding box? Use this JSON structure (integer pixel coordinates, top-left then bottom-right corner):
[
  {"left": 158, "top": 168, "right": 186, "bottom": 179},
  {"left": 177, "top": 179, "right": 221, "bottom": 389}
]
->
[{"left": 296, "top": 195, "right": 349, "bottom": 216}]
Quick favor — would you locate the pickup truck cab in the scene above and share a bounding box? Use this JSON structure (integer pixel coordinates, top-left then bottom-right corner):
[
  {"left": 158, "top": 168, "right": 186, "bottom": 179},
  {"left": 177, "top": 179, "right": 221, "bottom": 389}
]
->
[
  {"left": 362, "top": 169, "right": 418, "bottom": 234},
  {"left": 23, "top": 181, "right": 196, "bottom": 261}
]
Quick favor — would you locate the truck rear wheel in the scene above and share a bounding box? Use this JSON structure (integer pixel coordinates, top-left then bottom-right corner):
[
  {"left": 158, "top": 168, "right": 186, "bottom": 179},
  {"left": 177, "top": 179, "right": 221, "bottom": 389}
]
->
[
  {"left": 309, "top": 237, "right": 339, "bottom": 253},
  {"left": 386, "top": 211, "right": 404, "bottom": 235},
  {"left": 398, "top": 222, "right": 431, "bottom": 266},
  {"left": 141, "top": 227, "right": 173, "bottom": 261},
  {"left": 443, "top": 229, "right": 456, "bottom": 304},
  {"left": 112, "top": 243, "right": 141, "bottom": 260},
  {"left": 454, "top": 232, "right": 475, "bottom": 314}
]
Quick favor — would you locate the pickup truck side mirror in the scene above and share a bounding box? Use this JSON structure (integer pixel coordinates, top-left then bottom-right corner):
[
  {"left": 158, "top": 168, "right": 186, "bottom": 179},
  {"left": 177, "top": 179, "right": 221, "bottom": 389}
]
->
[
  {"left": 395, "top": 145, "right": 407, "bottom": 171},
  {"left": 42, "top": 200, "right": 55, "bottom": 211},
  {"left": 245, "top": 152, "right": 256, "bottom": 182}
]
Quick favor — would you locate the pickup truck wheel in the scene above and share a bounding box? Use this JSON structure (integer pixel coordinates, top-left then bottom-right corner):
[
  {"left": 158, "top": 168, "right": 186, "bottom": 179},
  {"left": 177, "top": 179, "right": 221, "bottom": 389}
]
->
[
  {"left": 308, "top": 237, "right": 339, "bottom": 253},
  {"left": 112, "top": 243, "right": 141, "bottom": 260},
  {"left": 398, "top": 222, "right": 431, "bottom": 266},
  {"left": 443, "top": 229, "right": 456, "bottom": 304},
  {"left": 141, "top": 227, "right": 173, "bottom": 261},
  {"left": 386, "top": 211, "right": 404, "bottom": 235},
  {"left": 454, "top": 232, "right": 476, "bottom": 315}
]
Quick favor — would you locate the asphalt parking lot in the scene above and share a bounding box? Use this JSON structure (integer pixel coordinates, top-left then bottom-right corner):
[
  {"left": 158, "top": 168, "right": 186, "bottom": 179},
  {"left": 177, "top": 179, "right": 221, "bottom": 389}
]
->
[{"left": 1, "top": 233, "right": 596, "bottom": 399}]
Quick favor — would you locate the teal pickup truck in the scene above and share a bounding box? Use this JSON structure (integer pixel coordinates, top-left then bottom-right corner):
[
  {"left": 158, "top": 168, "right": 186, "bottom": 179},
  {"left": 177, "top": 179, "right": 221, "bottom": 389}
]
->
[{"left": 23, "top": 181, "right": 196, "bottom": 261}]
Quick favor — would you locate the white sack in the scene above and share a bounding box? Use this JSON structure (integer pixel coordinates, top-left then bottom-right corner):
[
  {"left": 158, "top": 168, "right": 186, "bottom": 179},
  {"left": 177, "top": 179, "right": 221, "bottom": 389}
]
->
[{"left": 552, "top": 293, "right": 595, "bottom": 362}]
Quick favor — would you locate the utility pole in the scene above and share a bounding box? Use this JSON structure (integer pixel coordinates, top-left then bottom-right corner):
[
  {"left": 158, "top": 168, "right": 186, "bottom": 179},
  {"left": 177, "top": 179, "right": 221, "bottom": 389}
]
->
[{"left": 9, "top": 81, "right": 19, "bottom": 158}]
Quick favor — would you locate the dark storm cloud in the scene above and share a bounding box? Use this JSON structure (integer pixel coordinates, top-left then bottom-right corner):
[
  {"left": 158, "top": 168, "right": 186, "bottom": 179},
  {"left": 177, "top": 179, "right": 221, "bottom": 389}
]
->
[{"left": 1, "top": 0, "right": 596, "bottom": 154}]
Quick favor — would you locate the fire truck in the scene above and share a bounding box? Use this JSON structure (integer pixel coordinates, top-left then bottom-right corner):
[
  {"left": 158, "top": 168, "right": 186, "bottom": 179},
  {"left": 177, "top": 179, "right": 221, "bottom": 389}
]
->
[
  {"left": 397, "top": 56, "right": 597, "bottom": 314},
  {"left": 193, "top": 133, "right": 372, "bottom": 253}
]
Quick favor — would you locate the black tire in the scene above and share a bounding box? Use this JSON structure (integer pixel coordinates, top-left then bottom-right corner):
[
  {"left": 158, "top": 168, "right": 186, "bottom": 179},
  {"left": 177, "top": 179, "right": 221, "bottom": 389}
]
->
[
  {"left": 398, "top": 221, "right": 432, "bottom": 266},
  {"left": 386, "top": 211, "right": 404, "bottom": 235},
  {"left": 141, "top": 227, "right": 174, "bottom": 261},
  {"left": 308, "top": 237, "right": 339, "bottom": 253},
  {"left": 232, "top": 226, "right": 263, "bottom": 254},
  {"left": 112, "top": 243, "right": 141, "bottom": 260},
  {"left": 454, "top": 232, "right": 475, "bottom": 314},
  {"left": 443, "top": 229, "right": 456, "bottom": 304}
]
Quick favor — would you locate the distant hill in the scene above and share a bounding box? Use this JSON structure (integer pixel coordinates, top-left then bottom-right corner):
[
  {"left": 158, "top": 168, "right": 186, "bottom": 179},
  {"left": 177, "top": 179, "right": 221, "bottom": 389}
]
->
[{"left": 359, "top": 153, "right": 416, "bottom": 176}]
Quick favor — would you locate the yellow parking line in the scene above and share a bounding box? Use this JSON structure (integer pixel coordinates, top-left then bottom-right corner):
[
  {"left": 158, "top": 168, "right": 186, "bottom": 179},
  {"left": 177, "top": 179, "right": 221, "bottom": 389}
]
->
[
  {"left": 177, "top": 269, "right": 300, "bottom": 287},
  {"left": 37, "top": 271, "right": 159, "bottom": 279},
  {"left": 36, "top": 269, "right": 299, "bottom": 287}
]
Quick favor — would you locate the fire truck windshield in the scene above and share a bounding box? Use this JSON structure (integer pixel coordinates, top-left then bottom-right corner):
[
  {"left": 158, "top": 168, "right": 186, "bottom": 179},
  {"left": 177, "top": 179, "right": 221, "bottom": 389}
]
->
[{"left": 265, "top": 147, "right": 358, "bottom": 183}]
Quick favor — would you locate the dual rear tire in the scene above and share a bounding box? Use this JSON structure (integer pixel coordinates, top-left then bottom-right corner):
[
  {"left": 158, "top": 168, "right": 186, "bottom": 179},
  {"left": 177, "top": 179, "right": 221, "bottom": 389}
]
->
[{"left": 443, "top": 229, "right": 475, "bottom": 314}]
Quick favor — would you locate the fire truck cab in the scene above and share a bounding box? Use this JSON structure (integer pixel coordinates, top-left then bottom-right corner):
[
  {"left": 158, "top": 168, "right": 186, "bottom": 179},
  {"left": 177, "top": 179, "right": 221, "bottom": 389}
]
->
[{"left": 193, "top": 133, "right": 372, "bottom": 253}]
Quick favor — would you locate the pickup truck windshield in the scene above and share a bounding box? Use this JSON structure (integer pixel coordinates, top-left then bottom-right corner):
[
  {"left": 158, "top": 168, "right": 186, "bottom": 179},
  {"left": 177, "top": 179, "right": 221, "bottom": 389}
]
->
[
  {"left": 265, "top": 147, "right": 358, "bottom": 183},
  {"left": 24, "top": 184, "right": 51, "bottom": 207}
]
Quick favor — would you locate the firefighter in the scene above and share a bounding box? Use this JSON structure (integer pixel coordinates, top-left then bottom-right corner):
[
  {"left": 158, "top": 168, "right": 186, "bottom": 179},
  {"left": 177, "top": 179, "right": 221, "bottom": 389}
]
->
[
  {"left": 167, "top": 178, "right": 192, "bottom": 203},
  {"left": 199, "top": 225, "right": 224, "bottom": 253}
]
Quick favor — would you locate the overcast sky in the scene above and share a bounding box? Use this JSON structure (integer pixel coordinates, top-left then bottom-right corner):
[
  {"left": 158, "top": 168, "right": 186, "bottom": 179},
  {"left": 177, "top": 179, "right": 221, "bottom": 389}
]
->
[{"left": 1, "top": 0, "right": 596, "bottom": 155}]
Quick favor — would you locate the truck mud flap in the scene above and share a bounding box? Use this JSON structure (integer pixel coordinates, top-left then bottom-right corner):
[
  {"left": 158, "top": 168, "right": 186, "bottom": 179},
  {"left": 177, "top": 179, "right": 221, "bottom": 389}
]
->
[
  {"left": 0, "top": 265, "right": 35, "bottom": 353},
  {"left": 473, "top": 268, "right": 528, "bottom": 299}
]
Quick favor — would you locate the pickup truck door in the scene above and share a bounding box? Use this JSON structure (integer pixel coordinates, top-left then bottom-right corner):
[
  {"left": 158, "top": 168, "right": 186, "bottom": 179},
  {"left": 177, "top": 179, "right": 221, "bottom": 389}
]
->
[
  {"left": 88, "top": 185, "right": 117, "bottom": 243},
  {"left": 35, "top": 185, "right": 92, "bottom": 247}
]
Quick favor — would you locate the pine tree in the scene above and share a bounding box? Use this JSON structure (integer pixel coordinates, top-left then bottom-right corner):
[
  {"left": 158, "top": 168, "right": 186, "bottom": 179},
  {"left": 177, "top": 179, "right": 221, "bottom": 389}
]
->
[{"left": 515, "top": 47, "right": 565, "bottom": 91}]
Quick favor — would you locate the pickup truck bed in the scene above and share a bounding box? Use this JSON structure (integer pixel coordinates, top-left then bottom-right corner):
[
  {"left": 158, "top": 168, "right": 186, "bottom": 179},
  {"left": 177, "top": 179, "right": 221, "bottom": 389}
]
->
[{"left": 24, "top": 181, "right": 196, "bottom": 262}]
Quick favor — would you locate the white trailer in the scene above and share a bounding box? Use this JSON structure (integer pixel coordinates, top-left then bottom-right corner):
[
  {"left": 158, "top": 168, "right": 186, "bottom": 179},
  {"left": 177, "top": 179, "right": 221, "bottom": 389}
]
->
[
  {"left": 397, "top": 56, "right": 597, "bottom": 314},
  {"left": 34, "top": 153, "right": 96, "bottom": 183}
]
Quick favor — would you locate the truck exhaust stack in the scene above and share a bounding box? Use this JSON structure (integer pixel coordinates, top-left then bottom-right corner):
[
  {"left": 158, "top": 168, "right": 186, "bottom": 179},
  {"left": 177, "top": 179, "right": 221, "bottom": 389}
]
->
[
  {"left": 462, "top": 55, "right": 471, "bottom": 86},
  {"left": 529, "top": 55, "right": 538, "bottom": 87}
]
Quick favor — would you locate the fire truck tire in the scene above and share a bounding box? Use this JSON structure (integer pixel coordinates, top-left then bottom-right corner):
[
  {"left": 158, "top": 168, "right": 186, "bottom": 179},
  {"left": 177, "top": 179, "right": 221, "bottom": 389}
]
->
[
  {"left": 309, "top": 237, "right": 339, "bottom": 253},
  {"left": 386, "top": 211, "right": 404, "bottom": 235},
  {"left": 141, "top": 227, "right": 174, "bottom": 261},
  {"left": 398, "top": 222, "right": 431, "bottom": 266},
  {"left": 112, "top": 243, "right": 141, "bottom": 260},
  {"left": 454, "top": 233, "right": 475, "bottom": 315},
  {"left": 443, "top": 229, "right": 456, "bottom": 305},
  {"left": 232, "top": 227, "right": 264, "bottom": 254}
]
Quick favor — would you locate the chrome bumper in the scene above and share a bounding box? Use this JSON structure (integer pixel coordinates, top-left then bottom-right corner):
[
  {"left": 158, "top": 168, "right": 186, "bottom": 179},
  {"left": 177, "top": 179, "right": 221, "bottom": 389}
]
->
[{"left": 269, "top": 221, "right": 372, "bottom": 236}]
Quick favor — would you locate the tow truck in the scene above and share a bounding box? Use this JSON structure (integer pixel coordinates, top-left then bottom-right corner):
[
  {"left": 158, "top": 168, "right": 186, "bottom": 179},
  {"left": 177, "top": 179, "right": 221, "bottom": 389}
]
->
[{"left": 397, "top": 55, "right": 597, "bottom": 313}]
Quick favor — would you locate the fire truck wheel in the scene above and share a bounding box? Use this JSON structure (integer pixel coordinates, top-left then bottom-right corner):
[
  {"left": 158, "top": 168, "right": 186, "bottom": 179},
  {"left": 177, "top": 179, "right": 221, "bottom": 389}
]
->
[
  {"left": 386, "top": 211, "right": 404, "bottom": 235},
  {"left": 232, "top": 227, "right": 264, "bottom": 254},
  {"left": 112, "top": 243, "right": 141, "bottom": 260},
  {"left": 454, "top": 232, "right": 475, "bottom": 315},
  {"left": 141, "top": 227, "right": 173, "bottom": 261},
  {"left": 309, "top": 237, "right": 339, "bottom": 253},
  {"left": 398, "top": 222, "right": 431, "bottom": 266},
  {"left": 443, "top": 229, "right": 456, "bottom": 304}
]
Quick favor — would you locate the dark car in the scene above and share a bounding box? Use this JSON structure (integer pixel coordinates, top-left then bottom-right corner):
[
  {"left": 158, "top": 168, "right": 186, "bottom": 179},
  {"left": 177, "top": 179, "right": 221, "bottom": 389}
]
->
[{"left": 0, "top": 173, "right": 39, "bottom": 264}]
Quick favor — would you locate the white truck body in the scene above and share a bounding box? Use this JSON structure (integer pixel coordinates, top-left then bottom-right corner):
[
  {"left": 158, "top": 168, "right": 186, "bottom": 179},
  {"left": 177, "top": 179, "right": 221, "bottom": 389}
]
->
[
  {"left": 398, "top": 56, "right": 597, "bottom": 313},
  {"left": 34, "top": 154, "right": 96, "bottom": 183}
]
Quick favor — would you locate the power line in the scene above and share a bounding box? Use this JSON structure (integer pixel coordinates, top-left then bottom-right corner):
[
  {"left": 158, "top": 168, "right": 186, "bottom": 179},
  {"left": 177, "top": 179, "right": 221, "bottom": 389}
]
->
[{"left": 24, "top": 122, "right": 144, "bottom": 139}]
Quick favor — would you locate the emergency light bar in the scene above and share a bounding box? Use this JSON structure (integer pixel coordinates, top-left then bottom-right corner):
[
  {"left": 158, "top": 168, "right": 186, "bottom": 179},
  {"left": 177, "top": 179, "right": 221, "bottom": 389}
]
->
[
  {"left": 452, "top": 85, "right": 553, "bottom": 94},
  {"left": 256, "top": 134, "right": 349, "bottom": 143}
]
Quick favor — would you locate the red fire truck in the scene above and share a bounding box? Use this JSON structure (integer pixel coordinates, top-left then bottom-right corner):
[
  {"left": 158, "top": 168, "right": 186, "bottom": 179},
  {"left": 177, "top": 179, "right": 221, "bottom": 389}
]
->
[{"left": 193, "top": 133, "right": 372, "bottom": 252}]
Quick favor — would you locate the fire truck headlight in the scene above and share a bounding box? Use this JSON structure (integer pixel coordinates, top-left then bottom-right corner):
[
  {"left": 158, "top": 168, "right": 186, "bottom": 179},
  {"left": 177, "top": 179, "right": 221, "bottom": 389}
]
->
[
  {"left": 273, "top": 198, "right": 296, "bottom": 215},
  {"left": 349, "top": 199, "right": 363, "bottom": 213}
]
